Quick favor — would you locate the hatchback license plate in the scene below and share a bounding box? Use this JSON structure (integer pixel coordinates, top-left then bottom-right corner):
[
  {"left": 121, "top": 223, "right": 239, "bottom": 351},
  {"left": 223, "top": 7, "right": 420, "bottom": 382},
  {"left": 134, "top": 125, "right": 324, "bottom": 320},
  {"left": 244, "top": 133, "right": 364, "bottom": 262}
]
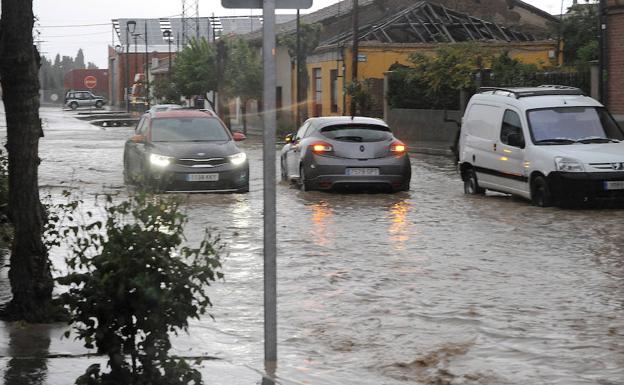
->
[
  {"left": 604, "top": 181, "right": 624, "bottom": 190},
  {"left": 187, "top": 173, "right": 219, "bottom": 182},
  {"left": 346, "top": 168, "right": 379, "bottom": 176}
]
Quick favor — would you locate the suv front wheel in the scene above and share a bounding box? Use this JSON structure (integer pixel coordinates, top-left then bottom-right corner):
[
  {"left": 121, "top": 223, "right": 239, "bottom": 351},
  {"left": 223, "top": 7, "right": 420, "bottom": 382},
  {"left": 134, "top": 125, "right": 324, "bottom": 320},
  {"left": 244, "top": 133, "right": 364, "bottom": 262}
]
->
[
  {"left": 95, "top": 100, "right": 104, "bottom": 109},
  {"left": 69, "top": 101, "right": 78, "bottom": 110}
]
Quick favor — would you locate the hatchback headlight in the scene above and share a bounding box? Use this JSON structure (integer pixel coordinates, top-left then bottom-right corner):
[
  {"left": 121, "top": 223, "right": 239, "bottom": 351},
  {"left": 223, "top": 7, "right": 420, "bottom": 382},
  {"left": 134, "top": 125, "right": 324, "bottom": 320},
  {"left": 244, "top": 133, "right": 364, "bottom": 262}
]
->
[
  {"left": 554, "top": 157, "right": 584, "bottom": 172},
  {"left": 229, "top": 152, "right": 247, "bottom": 166},
  {"left": 150, "top": 153, "right": 174, "bottom": 167}
]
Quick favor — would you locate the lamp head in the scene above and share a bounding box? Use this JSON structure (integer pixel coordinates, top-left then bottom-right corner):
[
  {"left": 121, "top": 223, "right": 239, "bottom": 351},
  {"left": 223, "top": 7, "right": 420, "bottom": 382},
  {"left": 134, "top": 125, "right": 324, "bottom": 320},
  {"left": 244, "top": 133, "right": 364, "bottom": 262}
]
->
[{"left": 126, "top": 20, "right": 136, "bottom": 34}]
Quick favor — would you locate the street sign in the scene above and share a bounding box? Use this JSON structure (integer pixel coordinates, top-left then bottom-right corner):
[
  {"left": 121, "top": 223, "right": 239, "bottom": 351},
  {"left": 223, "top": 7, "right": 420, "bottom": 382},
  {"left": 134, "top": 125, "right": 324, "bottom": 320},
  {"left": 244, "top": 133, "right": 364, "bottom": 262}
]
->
[
  {"left": 222, "top": 0, "right": 312, "bottom": 9},
  {"left": 84, "top": 76, "right": 97, "bottom": 89}
]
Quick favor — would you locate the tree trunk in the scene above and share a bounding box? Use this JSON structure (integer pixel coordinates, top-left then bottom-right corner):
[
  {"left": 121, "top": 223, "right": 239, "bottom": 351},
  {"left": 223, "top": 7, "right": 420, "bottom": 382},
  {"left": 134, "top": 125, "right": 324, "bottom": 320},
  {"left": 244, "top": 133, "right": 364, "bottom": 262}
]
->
[{"left": 0, "top": 0, "right": 55, "bottom": 322}]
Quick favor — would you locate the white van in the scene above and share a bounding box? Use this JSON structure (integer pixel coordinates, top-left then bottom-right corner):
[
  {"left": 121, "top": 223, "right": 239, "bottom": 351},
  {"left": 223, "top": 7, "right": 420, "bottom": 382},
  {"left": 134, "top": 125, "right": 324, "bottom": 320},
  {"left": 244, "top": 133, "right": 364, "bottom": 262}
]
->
[{"left": 458, "top": 86, "right": 624, "bottom": 206}]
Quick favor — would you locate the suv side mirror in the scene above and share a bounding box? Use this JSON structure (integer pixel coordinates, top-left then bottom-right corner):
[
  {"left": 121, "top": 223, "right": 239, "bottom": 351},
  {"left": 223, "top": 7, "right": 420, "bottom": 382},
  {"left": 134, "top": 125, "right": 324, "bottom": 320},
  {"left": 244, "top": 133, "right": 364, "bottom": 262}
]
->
[
  {"left": 131, "top": 134, "right": 146, "bottom": 144},
  {"left": 507, "top": 133, "right": 525, "bottom": 148},
  {"left": 232, "top": 132, "right": 246, "bottom": 141}
]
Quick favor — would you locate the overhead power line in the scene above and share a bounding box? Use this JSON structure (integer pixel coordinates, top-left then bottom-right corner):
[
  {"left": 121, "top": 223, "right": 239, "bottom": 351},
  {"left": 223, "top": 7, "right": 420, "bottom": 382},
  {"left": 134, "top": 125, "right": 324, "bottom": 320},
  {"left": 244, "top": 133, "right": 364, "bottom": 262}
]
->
[{"left": 38, "top": 22, "right": 111, "bottom": 28}]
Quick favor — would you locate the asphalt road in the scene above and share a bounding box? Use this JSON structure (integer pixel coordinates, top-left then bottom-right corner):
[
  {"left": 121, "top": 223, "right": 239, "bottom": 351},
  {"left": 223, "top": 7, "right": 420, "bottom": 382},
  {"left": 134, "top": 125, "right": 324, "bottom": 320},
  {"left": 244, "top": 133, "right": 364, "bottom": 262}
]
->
[{"left": 1, "top": 107, "right": 623, "bottom": 385}]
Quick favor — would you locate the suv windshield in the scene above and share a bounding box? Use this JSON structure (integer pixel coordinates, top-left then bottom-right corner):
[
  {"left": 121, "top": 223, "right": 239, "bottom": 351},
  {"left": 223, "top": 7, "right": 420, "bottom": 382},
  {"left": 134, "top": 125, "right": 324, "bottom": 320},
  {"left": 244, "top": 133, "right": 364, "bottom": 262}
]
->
[
  {"left": 528, "top": 107, "right": 624, "bottom": 144},
  {"left": 320, "top": 124, "right": 392, "bottom": 142},
  {"left": 151, "top": 118, "right": 230, "bottom": 142}
]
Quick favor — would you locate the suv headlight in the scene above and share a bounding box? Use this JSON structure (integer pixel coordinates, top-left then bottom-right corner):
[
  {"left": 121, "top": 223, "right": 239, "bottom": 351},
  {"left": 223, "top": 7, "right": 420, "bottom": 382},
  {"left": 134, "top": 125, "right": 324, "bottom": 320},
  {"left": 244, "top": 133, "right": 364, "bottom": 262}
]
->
[
  {"left": 554, "top": 157, "right": 584, "bottom": 172},
  {"left": 229, "top": 152, "right": 247, "bottom": 166},
  {"left": 150, "top": 153, "right": 174, "bottom": 167}
]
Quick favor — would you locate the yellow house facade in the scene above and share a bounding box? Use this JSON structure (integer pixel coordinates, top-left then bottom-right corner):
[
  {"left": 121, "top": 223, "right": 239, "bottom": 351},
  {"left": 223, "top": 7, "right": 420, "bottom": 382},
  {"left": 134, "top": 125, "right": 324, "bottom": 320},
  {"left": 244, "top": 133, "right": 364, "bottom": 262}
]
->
[{"left": 301, "top": 40, "right": 560, "bottom": 118}]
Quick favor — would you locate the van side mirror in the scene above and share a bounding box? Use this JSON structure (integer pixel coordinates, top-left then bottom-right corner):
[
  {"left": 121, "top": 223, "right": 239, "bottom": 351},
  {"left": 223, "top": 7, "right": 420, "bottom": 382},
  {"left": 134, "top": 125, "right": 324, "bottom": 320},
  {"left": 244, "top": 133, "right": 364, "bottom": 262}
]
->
[{"left": 507, "top": 133, "right": 525, "bottom": 148}]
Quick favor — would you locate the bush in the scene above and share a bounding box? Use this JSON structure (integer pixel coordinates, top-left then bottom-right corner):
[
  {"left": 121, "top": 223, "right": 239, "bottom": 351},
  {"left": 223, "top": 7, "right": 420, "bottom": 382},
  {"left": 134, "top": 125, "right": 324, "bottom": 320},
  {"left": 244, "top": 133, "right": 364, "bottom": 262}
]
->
[{"left": 54, "top": 193, "right": 223, "bottom": 385}]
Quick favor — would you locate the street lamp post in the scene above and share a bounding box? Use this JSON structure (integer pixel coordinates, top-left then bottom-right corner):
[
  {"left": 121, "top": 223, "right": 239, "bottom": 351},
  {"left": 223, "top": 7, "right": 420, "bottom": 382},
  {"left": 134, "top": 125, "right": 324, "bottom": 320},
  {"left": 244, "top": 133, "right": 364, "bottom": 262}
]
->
[
  {"left": 163, "top": 30, "right": 172, "bottom": 79},
  {"left": 125, "top": 20, "right": 136, "bottom": 112}
]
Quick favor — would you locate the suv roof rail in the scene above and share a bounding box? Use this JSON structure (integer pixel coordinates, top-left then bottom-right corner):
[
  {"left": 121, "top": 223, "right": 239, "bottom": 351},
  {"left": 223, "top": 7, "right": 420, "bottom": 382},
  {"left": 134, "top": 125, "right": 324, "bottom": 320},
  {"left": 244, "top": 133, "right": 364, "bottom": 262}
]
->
[{"left": 478, "top": 85, "right": 584, "bottom": 99}]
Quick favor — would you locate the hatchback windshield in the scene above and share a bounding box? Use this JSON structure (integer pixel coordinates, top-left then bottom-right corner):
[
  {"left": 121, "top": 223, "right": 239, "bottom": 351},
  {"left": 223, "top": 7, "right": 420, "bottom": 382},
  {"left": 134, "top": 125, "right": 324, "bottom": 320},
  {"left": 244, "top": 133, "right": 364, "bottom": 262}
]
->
[
  {"left": 151, "top": 118, "right": 230, "bottom": 142},
  {"left": 528, "top": 107, "right": 624, "bottom": 144},
  {"left": 320, "top": 124, "right": 392, "bottom": 142}
]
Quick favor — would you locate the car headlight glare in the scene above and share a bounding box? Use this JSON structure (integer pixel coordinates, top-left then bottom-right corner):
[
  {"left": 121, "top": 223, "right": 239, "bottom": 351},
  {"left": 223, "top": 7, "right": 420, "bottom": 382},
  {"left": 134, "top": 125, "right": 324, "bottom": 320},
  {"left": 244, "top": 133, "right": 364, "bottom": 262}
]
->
[
  {"left": 229, "top": 152, "right": 247, "bottom": 166},
  {"left": 150, "top": 153, "right": 173, "bottom": 167},
  {"left": 554, "top": 157, "right": 584, "bottom": 172}
]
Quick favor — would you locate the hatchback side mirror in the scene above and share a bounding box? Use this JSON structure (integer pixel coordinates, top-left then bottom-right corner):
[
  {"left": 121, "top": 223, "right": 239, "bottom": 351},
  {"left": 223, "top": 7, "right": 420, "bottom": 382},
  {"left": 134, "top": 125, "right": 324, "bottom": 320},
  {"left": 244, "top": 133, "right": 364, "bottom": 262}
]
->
[
  {"left": 233, "top": 132, "right": 246, "bottom": 141},
  {"left": 131, "top": 134, "right": 146, "bottom": 144}
]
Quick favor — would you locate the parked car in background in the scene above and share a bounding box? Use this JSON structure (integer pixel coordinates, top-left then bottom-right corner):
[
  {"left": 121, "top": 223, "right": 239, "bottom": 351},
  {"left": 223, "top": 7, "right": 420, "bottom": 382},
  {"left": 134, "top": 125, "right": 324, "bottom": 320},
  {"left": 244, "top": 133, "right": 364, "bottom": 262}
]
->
[
  {"left": 64, "top": 90, "right": 105, "bottom": 110},
  {"left": 123, "top": 109, "right": 249, "bottom": 193},
  {"left": 459, "top": 85, "right": 624, "bottom": 206},
  {"left": 149, "top": 104, "right": 183, "bottom": 113},
  {"left": 280, "top": 116, "right": 411, "bottom": 192}
]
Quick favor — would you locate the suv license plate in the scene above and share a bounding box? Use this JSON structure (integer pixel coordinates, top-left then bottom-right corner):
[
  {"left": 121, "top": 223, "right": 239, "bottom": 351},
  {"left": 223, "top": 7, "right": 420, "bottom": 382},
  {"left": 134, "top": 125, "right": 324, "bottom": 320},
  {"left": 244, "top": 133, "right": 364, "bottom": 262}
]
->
[
  {"left": 604, "top": 181, "right": 624, "bottom": 190},
  {"left": 346, "top": 168, "right": 380, "bottom": 176},
  {"left": 187, "top": 173, "right": 219, "bottom": 182}
]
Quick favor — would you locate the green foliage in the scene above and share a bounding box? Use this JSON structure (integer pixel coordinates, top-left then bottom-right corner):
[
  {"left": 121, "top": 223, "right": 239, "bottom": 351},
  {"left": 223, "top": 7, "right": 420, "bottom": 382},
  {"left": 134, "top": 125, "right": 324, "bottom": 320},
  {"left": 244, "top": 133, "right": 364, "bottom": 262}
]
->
[
  {"left": 345, "top": 80, "right": 374, "bottom": 116},
  {"left": 487, "top": 52, "right": 539, "bottom": 87},
  {"left": 55, "top": 193, "right": 223, "bottom": 385},
  {"left": 153, "top": 76, "right": 180, "bottom": 104},
  {"left": 173, "top": 38, "right": 217, "bottom": 99},
  {"left": 277, "top": 23, "right": 322, "bottom": 59},
  {"left": 223, "top": 37, "right": 262, "bottom": 102},
  {"left": 561, "top": 3, "right": 599, "bottom": 66}
]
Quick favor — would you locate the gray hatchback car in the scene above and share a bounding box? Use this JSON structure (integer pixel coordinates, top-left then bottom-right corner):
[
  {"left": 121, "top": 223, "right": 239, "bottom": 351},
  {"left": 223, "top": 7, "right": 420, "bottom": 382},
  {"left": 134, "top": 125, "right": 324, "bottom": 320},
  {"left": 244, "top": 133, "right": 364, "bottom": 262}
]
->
[{"left": 280, "top": 117, "right": 411, "bottom": 192}]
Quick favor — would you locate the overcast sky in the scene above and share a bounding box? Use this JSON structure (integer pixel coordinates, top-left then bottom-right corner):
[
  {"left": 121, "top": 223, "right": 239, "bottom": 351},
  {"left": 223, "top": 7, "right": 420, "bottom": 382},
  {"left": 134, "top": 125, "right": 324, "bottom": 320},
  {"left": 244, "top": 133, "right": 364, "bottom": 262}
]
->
[{"left": 32, "top": 0, "right": 574, "bottom": 68}]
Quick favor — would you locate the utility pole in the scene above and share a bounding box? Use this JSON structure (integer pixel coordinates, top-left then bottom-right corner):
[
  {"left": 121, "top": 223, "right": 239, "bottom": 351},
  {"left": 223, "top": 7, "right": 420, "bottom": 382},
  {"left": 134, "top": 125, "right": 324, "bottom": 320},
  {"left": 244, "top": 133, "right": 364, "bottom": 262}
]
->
[
  {"left": 145, "top": 22, "right": 150, "bottom": 109},
  {"left": 350, "top": 0, "right": 359, "bottom": 117},
  {"left": 295, "top": 9, "right": 301, "bottom": 127}
]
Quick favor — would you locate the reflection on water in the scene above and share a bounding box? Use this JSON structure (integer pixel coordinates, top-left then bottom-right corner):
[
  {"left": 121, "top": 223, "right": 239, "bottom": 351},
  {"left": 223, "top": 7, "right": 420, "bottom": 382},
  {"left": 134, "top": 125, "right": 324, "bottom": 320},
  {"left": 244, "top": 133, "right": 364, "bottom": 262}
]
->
[
  {"left": 388, "top": 200, "right": 411, "bottom": 251},
  {"left": 310, "top": 201, "right": 333, "bottom": 247},
  {"left": 3, "top": 324, "right": 51, "bottom": 385}
]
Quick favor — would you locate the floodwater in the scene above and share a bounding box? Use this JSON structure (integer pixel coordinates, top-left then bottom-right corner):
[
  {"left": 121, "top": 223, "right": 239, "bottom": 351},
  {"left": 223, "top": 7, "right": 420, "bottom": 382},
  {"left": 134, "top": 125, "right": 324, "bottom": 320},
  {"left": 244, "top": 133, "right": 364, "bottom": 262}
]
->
[{"left": 1, "top": 107, "right": 623, "bottom": 384}]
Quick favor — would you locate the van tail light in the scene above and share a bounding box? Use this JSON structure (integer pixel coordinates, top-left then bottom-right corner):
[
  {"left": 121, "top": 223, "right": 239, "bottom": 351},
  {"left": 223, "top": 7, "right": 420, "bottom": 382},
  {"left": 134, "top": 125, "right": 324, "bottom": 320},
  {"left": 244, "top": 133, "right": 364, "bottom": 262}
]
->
[
  {"left": 390, "top": 141, "right": 407, "bottom": 154},
  {"left": 312, "top": 142, "right": 333, "bottom": 154}
]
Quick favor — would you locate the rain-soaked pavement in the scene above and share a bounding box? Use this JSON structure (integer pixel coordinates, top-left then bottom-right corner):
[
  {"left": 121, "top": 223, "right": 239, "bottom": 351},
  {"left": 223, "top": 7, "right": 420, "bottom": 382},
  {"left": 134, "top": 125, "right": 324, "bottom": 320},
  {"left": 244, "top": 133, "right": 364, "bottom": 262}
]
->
[{"left": 1, "top": 106, "right": 624, "bottom": 385}]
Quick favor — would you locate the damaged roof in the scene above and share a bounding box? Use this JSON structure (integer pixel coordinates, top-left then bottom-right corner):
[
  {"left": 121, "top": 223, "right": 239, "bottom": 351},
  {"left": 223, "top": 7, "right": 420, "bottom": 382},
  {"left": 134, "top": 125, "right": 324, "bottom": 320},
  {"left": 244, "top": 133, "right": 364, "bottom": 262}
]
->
[{"left": 322, "top": 1, "right": 536, "bottom": 45}]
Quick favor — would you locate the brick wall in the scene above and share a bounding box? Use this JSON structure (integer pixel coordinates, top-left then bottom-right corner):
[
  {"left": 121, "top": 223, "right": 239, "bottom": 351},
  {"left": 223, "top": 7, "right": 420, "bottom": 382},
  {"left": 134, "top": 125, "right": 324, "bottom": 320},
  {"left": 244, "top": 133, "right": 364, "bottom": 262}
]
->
[{"left": 606, "top": 0, "right": 624, "bottom": 116}]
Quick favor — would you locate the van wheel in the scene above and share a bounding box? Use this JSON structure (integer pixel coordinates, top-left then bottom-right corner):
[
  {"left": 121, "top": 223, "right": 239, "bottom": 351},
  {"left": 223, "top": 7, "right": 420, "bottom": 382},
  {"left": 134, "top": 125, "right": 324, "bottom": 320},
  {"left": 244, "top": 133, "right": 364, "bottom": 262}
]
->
[
  {"left": 531, "top": 175, "right": 553, "bottom": 207},
  {"left": 464, "top": 169, "right": 485, "bottom": 195}
]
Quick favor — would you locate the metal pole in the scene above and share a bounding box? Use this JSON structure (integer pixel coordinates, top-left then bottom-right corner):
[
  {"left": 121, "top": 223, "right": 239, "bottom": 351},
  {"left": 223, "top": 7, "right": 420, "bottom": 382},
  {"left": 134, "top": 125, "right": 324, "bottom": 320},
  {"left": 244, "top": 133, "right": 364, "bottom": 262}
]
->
[
  {"left": 350, "top": 0, "right": 359, "bottom": 117},
  {"left": 145, "top": 23, "right": 150, "bottom": 109},
  {"left": 262, "top": 0, "right": 277, "bottom": 369},
  {"left": 125, "top": 26, "right": 130, "bottom": 112},
  {"left": 168, "top": 38, "right": 172, "bottom": 79},
  {"left": 295, "top": 9, "right": 301, "bottom": 127}
]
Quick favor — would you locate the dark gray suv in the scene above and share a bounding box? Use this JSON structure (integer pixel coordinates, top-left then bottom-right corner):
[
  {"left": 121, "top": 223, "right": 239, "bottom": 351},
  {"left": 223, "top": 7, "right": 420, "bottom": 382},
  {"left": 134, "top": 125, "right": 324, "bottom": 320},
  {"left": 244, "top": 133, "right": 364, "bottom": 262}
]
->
[
  {"left": 123, "top": 109, "right": 249, "bottom": 193},
  {"left": 65, "top": 90, "right": 105, "bottom": 110}
]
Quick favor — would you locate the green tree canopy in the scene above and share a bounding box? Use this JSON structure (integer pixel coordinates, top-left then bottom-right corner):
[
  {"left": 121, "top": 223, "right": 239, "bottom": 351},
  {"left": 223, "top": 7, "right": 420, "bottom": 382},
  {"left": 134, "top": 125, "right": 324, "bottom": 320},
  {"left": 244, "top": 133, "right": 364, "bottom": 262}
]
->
[
  {"left": 223, "top": 37, "right": 262, "bottom": 102},
  {"left": 172, "top": 38, "right": 217, "bottom": 99},
  {"left": 561, "top": 3, "right": 599, "bottom": 66}
]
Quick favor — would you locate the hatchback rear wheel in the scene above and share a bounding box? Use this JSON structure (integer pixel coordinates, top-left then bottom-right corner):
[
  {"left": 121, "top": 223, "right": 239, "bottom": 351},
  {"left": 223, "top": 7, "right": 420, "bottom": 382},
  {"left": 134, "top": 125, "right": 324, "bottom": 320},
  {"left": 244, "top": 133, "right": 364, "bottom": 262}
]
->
[{"left": 299, "top": 165, "right": 311, "bottom": 192}]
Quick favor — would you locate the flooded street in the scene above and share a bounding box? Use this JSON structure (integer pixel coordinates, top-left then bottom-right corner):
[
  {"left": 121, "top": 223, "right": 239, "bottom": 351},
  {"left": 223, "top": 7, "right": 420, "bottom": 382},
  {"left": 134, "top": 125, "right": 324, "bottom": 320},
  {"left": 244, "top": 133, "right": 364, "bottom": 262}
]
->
[{"left": 1, "top": 107, "right": 624, "bottom": 384}]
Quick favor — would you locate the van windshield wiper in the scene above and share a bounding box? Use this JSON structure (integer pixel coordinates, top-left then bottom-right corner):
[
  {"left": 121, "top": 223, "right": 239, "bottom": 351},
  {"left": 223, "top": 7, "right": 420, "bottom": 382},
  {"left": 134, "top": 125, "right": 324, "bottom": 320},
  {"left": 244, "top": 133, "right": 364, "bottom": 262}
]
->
[
  {"left": 533, "top": 138, "right": 576, "bottom": 145},
  {"left": 575, "top": 137, "right": 621, "bottom": 144}
]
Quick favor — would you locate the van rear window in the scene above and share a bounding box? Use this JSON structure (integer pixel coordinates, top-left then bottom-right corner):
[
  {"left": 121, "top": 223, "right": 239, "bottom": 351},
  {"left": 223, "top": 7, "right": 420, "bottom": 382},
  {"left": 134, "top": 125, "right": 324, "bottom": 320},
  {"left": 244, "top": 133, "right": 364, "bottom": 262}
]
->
[{"left": 320, "top": 124, "right": 392, "bottom": 143}]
